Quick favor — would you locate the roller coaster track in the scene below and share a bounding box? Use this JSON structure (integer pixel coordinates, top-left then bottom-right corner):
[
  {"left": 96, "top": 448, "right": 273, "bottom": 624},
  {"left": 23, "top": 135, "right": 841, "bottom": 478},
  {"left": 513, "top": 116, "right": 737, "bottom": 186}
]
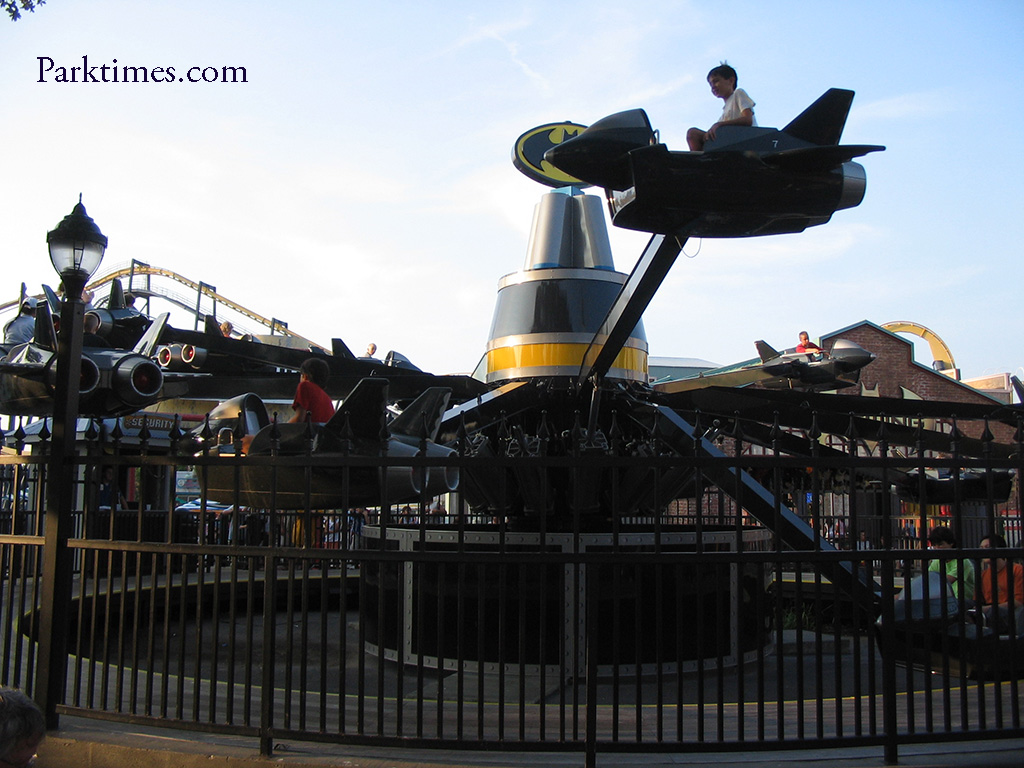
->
[{"left": 3, "top": 260, "right": 324, "bottom": 351}]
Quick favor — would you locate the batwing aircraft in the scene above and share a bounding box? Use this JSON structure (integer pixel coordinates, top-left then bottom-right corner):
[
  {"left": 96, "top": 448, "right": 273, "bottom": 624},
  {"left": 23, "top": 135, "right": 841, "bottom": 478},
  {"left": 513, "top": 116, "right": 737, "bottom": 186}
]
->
[
  {"left": 154, "top": 316, "right": 489, "bottom": 404},
  {"left": 197, "top": 378, "right": 459, "bottom": 508},
  {"left": 653, "top": 338, "right": 876, "bottom": 394},
  {"left": 542, "top": 88, "right": 884, "bottom": 239},
  {"left": 43, "top": 279, "right": 153, "bottom": 350},
  {"left": 0, "top": 303, "right": 168, "bottom": 417}
]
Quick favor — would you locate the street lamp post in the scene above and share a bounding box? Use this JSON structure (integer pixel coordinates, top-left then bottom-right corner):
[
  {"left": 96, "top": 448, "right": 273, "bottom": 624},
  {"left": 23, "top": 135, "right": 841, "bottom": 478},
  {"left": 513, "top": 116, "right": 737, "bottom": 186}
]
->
[{"left": 36, "top": 197, "right": 106, "bottom": 727}]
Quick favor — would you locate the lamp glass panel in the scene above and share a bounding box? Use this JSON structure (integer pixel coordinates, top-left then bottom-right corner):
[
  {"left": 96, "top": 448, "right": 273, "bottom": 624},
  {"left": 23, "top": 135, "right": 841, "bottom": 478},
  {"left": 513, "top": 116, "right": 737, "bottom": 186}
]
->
[{"left": 48, "top": 239, "right": 105, "bottom": 280}]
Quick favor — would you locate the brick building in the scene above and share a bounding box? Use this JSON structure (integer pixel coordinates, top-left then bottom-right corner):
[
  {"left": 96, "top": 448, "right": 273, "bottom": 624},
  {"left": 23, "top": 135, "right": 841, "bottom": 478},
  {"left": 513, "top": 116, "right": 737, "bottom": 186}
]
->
[{"left": 820, "top": 321, "right": 1016, "bottom": 445}]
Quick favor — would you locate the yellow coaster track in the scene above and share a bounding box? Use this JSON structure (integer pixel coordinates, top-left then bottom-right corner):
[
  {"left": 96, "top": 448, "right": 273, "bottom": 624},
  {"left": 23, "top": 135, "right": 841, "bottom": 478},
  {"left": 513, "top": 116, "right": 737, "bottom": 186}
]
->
[
  {"left": 3, "top": 260, "right": 324, "bottom": 351},
  {"left": 881, "top": 321, "right": 957, "bottom": 374}
]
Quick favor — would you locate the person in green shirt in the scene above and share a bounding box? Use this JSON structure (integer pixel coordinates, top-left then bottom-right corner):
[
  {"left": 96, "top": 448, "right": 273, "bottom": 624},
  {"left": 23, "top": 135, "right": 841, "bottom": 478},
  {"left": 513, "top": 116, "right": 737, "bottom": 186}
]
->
[{"left": 926, "top": 525, "right": 975, "bottom": 601}]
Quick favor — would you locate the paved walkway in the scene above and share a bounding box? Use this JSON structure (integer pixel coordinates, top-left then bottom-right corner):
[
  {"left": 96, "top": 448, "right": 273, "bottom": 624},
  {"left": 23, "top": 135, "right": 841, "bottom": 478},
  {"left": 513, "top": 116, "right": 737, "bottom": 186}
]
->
[{"left": 35, "top": 717, "right": 1024, "bottom": 768}]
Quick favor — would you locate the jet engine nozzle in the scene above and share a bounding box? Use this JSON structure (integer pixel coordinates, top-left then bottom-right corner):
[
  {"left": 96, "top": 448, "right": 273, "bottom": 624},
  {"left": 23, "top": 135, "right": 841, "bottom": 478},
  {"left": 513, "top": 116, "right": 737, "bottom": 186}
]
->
[
  {"left": 380, "top": 465, "right": 460, "bottom": 501},
  {"left": 382, "top": 441, "right": 460, "bottom": 501},
  {"left": 85, "top": 309, "right": 108, "bottom": 336},
  {"left": 422, "top": 442, "right": 460, "bottom": 496},
  {"left": 78, "top": 356, "right": 100, "bottom": 396},
  {"left": 157, "top": 344, "right": 182, "bottom": 369},
  {"left": 836, "top": 162, "right": 867, "bottom": 211},
  {"left": 45, "top": 355, "right": 100, "bottom": 396},
  {"left": 380, "top": 441, "right": 424, "bottom": 498},
  {"left": 428, "top": 464, "right": 460, "bottom": 494},
  {"left": 84, "top": 303, "right": 152, "bottom": 349},
  {"left": 112, "top": 357, "right": 164, "bottom": 405},
  {"left": 181, "top": 345, "right": 208, "bottom": 369},
  {"left": 382, "top": 466, "right": 424, "bottom": 499}
]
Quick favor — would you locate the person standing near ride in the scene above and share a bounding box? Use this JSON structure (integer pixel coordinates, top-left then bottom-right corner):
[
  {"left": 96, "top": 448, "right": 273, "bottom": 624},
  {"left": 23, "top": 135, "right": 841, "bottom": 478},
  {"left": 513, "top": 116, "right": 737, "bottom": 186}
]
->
[
  {"left": 687, "top": 63, "right": 756, "bottom": 151},
  {"left": 3, "top": 298, "right": 37, "bottom": 345}
]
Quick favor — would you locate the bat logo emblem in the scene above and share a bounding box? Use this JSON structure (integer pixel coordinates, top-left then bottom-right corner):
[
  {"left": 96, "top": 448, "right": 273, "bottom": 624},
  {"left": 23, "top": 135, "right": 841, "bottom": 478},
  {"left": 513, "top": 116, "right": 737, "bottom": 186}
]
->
[{"left": 512, "top": 122, "right": 588, "bottom": 187}]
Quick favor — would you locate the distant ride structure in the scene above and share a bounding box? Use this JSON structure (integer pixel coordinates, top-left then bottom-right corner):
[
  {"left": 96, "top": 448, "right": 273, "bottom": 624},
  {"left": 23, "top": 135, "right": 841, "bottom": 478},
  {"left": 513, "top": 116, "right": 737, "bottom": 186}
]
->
[
  {"left": 881, "top": 320, "right": 957, "bottom": 376},
  {"left": 2, "top": 259, "right": 322, "bottom": 352}
]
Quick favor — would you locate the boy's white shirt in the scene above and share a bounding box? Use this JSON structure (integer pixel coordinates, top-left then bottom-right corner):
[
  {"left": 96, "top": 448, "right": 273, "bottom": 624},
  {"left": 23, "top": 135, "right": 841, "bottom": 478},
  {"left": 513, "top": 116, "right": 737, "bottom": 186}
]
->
[{"left": 719, "top": 88, "right": 756, "bottom": 125}]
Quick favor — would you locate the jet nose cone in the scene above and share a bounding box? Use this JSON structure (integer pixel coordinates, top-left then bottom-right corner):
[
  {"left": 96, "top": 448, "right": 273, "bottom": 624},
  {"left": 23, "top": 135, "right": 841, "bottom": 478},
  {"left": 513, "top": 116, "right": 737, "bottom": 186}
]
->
[
  {"left": 542, "top": 140, "right": 589, "bottom": 182},
  {"left": 829, "top": 339, "right": 876, "bottom": 371},
  {"left": 543, "top": 108, "right": 656, "bottom": 190}
]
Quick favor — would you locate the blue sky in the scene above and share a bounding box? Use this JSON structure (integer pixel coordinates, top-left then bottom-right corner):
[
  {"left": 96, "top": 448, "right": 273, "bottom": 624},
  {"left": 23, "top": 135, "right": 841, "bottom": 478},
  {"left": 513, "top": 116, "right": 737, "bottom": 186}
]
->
[{"left": 2, "top": 1, "right": 1022, "bottom": 383}]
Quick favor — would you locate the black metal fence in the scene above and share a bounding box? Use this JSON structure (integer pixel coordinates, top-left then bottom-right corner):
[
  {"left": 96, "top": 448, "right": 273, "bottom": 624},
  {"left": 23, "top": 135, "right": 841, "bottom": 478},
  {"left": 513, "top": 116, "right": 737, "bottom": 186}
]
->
[{"left": 0, "top": 411, "right": 1021, "bottom": 766}]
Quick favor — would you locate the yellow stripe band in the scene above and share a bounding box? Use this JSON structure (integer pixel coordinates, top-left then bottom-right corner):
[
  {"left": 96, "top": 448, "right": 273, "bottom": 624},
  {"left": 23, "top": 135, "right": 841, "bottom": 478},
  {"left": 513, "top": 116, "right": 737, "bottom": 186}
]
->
[{"left": 487, "top": 343, "right": 647, "bottom": 377}]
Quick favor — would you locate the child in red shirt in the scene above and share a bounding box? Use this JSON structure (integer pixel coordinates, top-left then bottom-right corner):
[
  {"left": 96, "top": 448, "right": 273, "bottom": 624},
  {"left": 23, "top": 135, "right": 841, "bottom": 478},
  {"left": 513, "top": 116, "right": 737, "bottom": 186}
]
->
[{"left": 290, "top": 358, "right": 335, "bottom": 423}]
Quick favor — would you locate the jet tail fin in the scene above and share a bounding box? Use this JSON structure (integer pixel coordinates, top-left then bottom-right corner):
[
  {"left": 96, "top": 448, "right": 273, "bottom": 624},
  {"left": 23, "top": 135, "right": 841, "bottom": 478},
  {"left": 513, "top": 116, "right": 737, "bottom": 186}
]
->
[
  {"left": 332, "top": 338, "right": 356, "bottom": 359},
  {"left": 34, "top": 303, "right": 58, "bottom": 350},
  {"left": 134, "top": 313, "right": 169, "bottom": 357},
  {"left": 755, "top": 340, "right": 780, "bottom": 363},
  {"left": 107, "top": 279, "right": 127, "bottom": 309},
  {"left": 203, "top": 315, "right": 221, "bottom": 336},
  {"left": 782, "top": 88, "right": 854, "bottom": 146},
  {"left": 390, "top": 387, "right": 452, "bottom": 443},
  {"left": 42, "top": 285, "right": 61, "bottom": 314},
  {"left": 324, "top": 377, "right": 388, "bottom": 443}
]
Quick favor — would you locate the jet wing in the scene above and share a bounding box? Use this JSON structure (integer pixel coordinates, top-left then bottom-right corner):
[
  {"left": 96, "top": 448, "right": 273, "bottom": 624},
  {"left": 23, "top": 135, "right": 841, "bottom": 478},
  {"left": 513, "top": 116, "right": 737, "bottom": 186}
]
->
[
  {"left": 688, "top": 386, "right": 1024, "bottom": 425},
  {"left": 0, "top": 362, "right": 47, "bottom": 380},
  {"left": 652, "top": 366, "right": 777, "bottom": 393},
  {"left": 761, "top": 144, "right": 885, "bottom": 173}
]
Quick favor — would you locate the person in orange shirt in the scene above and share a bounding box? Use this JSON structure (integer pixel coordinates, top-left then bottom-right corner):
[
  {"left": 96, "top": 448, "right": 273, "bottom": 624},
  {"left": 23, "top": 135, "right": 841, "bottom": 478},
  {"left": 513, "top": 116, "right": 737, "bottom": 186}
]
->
[{"left": 976, "top": 533, "right": 1024, "bottom": 633}]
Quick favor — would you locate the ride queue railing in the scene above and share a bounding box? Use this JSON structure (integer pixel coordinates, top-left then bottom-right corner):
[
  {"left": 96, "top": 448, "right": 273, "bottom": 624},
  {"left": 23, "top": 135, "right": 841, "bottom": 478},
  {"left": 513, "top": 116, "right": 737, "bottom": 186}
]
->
[{"left": 0, "top": 411, "right": 1020, "bottom": 767}]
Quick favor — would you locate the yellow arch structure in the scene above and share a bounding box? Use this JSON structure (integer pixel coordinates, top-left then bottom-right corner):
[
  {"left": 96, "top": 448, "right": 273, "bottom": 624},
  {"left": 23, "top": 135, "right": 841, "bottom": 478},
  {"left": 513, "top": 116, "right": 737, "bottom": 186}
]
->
[{"left": 881, "top": 321, "right": 957, "bottom": 373}]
